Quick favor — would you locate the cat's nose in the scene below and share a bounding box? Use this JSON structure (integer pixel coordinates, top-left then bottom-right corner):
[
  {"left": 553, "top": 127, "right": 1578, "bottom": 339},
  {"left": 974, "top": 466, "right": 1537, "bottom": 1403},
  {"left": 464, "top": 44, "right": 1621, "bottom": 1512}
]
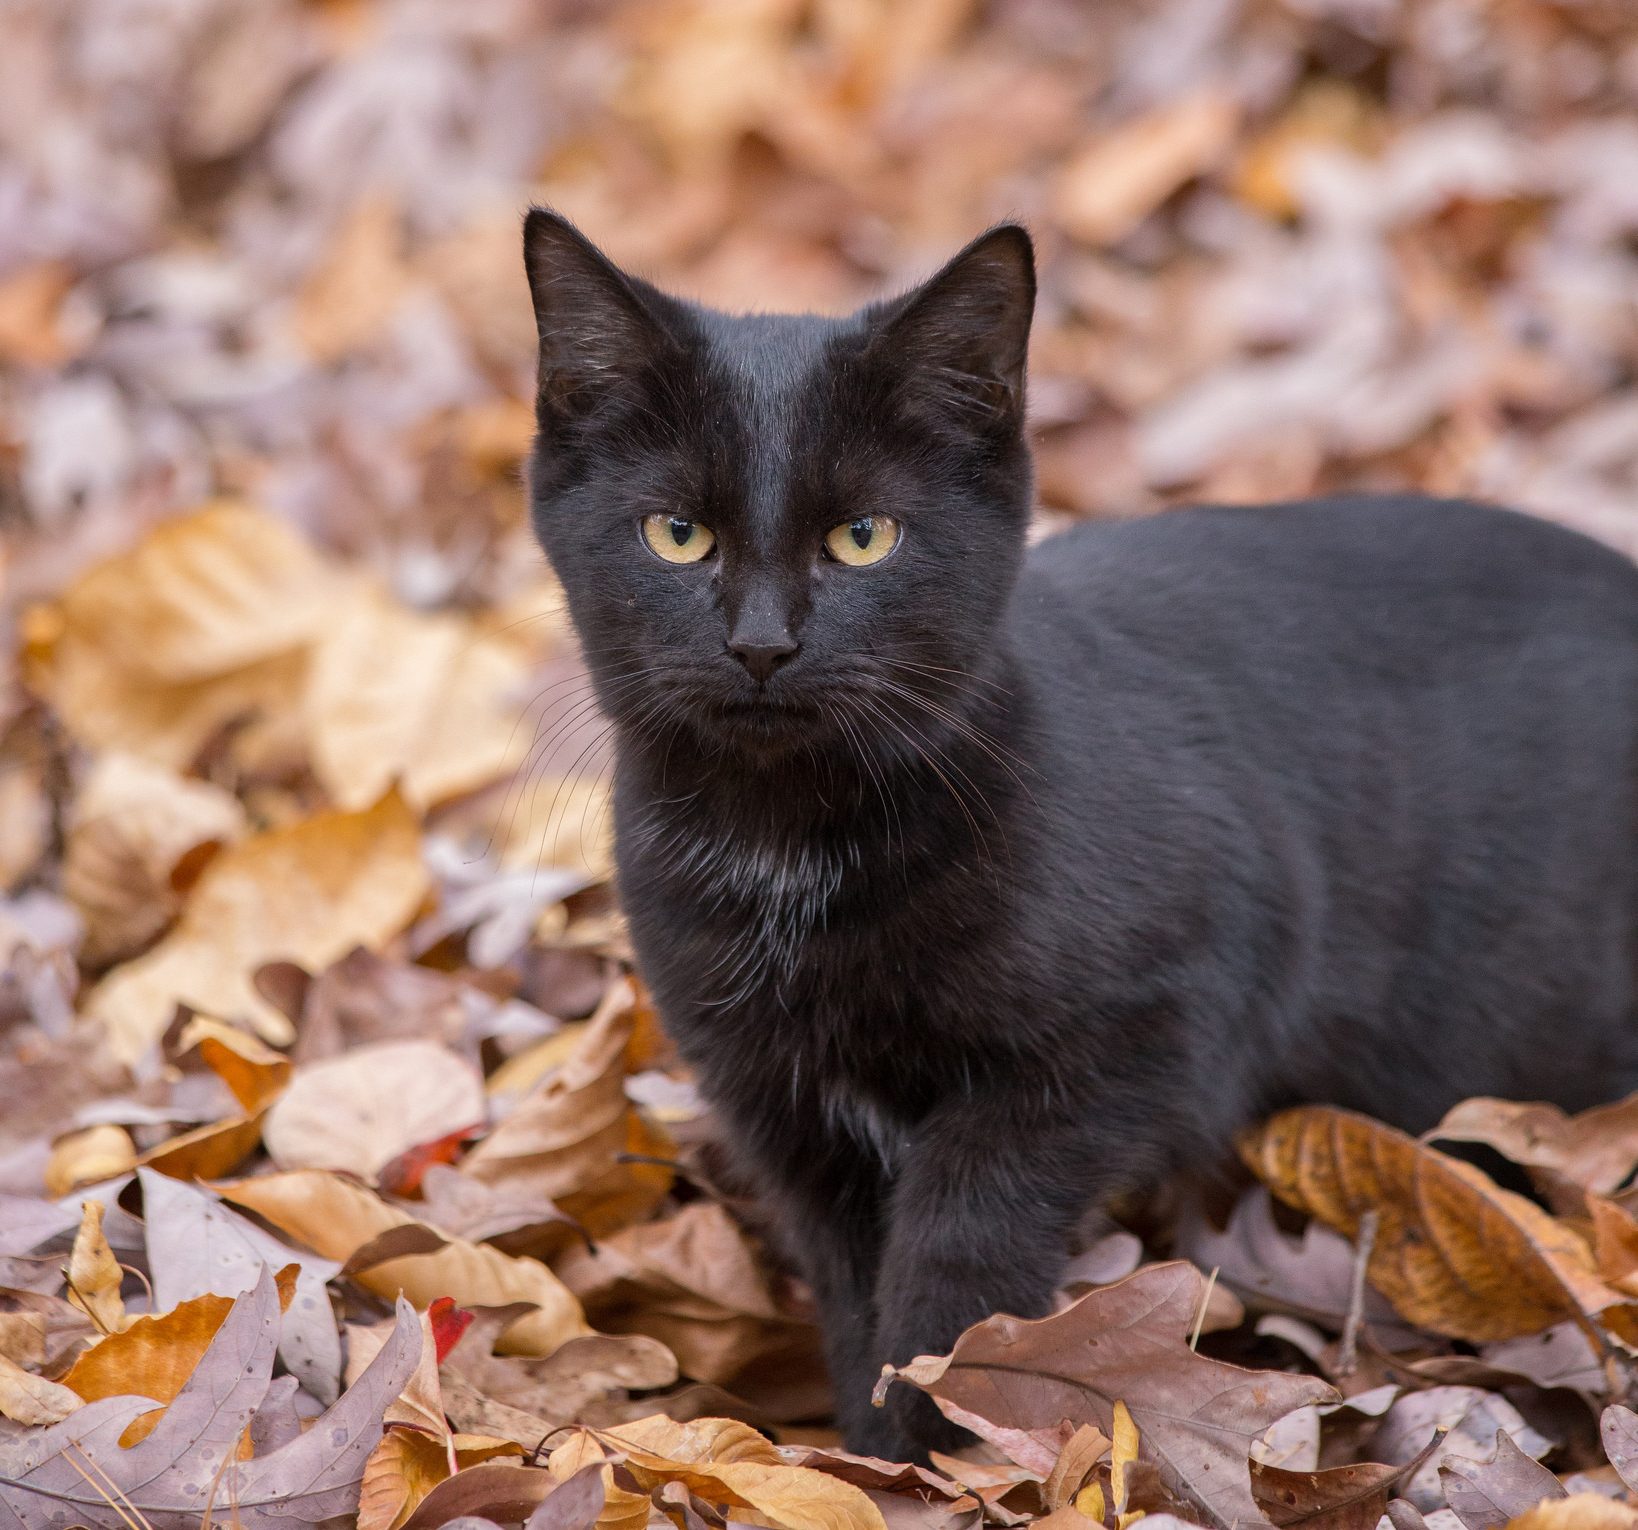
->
[{"left": 729, "top": 635, "right": 798, "bottom": 684}]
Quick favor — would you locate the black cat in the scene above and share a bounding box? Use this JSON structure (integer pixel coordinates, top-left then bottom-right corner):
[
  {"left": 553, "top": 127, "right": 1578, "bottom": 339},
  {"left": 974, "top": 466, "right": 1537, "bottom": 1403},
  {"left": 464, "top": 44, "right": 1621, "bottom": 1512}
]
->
[{"left": 521, "top": 209, "right": 1638, "bottom": 1462}]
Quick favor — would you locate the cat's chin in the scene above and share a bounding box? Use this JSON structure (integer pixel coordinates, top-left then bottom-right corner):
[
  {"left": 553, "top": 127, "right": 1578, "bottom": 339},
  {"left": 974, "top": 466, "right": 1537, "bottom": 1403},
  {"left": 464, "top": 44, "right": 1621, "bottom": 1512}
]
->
[{"left": 698, "top": 695, "right": 826, "bottom": 759}]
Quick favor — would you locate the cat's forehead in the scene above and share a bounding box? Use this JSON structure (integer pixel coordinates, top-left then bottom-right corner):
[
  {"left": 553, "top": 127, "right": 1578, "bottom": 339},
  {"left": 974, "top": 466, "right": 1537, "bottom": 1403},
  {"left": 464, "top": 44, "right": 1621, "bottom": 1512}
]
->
[{"left": 691, "top": 307, "right": 854, "bottom": 403}]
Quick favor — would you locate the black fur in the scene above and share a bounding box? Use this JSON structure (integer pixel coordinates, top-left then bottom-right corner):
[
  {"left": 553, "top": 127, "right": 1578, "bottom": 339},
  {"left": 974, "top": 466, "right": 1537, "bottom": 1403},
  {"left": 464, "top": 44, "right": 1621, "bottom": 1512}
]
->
[{"left": 522, "top": 208, "right": 1638, "bottom": 1461}]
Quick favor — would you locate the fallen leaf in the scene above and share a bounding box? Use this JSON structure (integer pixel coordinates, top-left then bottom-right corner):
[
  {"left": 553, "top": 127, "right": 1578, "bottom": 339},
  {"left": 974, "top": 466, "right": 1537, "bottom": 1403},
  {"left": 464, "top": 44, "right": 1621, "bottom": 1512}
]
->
[
  {"left": 87, "top": 789, "right": 429, "bottom": 1060},
  {"left": 63, "top": 1201, "right": 125, "bottom": 1336},
  {"left": 264, "top": 1038, "right": 486, "bottom": 1181},
  {"left": 0, "top": 1353, "right": 81, "bottom": 1427},
  {"left": 1600, "top": 1406, "right": 1638, "bottom": 1494},
  {"left": 1242, "top": 1107, "right": 1631, "bottom": 1342},
  {"left": 304, "top": 579, "right": 534, "bottom": 811},
  {"left": 23, "top": 502, "right": 338, "bottom": 767},
  {"left": 1432, "top": 1096, "right": 1638, "bottom": 1211},
  {"left": 219, "top": 1168, "right": 591, "bottom": 1356},
  {"left": 0, "top": 1270, "right": 418, "bottom": 1529},
  {"left": 61, "top": 753, "right": 246, "bottom": 968},
  {"left": 44, "top": 1122, "right": 136, "bottom": 1198},
  {"left": 1505, "top": 1498, "right": 1638, "bottom": 1530},
  {"left": 463, "top": 978, "right": 672, "bottom": 1237},
  {"left": 137, "top": 1169, "right": 343, "bottom": 1404},
  {"left": 1441, "top": 1431, "right": 1567, "bottom": 1530},
  {"left": 1056, "top": 94, "right": 1238, "bottom": 245},
  {"left": 881, "top": 1261, "right": 1335, "bottom": 1528}
]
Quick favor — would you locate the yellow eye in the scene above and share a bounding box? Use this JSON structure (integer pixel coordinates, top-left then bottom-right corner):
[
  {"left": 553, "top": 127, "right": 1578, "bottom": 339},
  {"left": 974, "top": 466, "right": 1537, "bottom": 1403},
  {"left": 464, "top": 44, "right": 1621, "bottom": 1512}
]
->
[
  {"left": 823, "top": 515, "right": 900, "bottom": 567},
  {"left": 642, "top": 514, "right": 716, "bottom": 564}
]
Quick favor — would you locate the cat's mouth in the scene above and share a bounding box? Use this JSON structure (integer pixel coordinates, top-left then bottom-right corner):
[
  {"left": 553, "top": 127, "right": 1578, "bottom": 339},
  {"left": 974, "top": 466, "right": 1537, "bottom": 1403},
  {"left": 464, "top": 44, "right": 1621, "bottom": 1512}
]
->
[{"left": 704, "top": 691, "right": 824, "bottom": 750}]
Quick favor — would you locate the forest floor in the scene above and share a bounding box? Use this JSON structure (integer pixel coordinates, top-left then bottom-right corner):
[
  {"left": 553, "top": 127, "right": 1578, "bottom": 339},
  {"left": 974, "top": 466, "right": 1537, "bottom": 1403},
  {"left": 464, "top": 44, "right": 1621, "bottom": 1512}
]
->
[{"left": 4, "top": 0, "right": 1638, "bottom": 1526}]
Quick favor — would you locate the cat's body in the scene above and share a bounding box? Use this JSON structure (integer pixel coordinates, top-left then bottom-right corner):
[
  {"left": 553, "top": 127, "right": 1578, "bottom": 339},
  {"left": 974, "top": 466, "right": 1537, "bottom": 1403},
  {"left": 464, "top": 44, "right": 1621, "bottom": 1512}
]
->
[{"left": 522, "top": 212, "right": 1638, "bottom": 1461}]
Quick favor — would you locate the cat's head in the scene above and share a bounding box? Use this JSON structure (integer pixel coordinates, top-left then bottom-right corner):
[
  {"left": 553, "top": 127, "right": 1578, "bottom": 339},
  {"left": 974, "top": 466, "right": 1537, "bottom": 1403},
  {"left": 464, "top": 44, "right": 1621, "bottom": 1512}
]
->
[{"left": 522, "top": 209, "right": 1035, "bottom": 764}]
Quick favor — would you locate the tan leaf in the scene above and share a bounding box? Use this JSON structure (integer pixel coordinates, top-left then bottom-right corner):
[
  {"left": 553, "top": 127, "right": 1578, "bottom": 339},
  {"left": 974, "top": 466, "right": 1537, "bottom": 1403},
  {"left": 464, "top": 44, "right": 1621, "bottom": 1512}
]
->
[
  {"left": 1434, "top": 1095, "right": 1638, "bottom": 1210},
  {"left": 45, "top": 1124, "right": 136, "bottom": 1199},
  {"left": 294, "top": 198, "right": 413, "bottom": 363},
  {"left": 303, "top": 580, "right": 534, "bottom": 811},
  {"left": 1055, "top": 94, "right": 1238, "bottom": 245},
  {"left": 178, "top": 1016, "right": 293, "bottom": 1112},
  {"left": 0, "top": 261, "right": 77, "bottom": 366},
  {"left": 87, "top": 789, "right": 429, "bottom": 1061},
  {"left": 1505, "top": 1498, "right": 1638, "bottom": 1530},
  {"left": 219, "top": 1169, "right": 591, "bottom": 1357},
  {"left": 465, "top": 978, "right": 672, "bottom": 1236},
  {"left": 62, "top": 752, "right": 246, "bottom": 966},
  {"left": 548, "top": 1433, "right": 650, "bottom": 1530},
  {"left": 264, "top": 1039, "right": 485, "bottom": 1181},
  {"left": 0, "top": 1352, "right": 81, "bottom": 1426},
  {"left": 596, "top": 1419, "right": 890, "bottom": 1530},
  {"left": 64, "top": 1202, "right": 126, "bottom": 1336},
  {"left": 1242, "top": 1107, "right": 1631, "bottom": 1342},
  {"left": 359, "top": 1427, "right": 454, "bottom": 1530},
  {"left": 23, "top": 503, "right": 339, "bottom": 767}
]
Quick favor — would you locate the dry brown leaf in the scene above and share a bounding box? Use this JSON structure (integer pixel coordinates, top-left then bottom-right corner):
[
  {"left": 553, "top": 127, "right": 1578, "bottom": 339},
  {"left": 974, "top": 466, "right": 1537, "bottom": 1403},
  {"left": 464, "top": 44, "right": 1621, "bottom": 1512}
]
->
[
  {"left": 595, "top": 1418, "right": 890, "bottom": 1530},
  {"left": 263, "top": 1038, "right": 485, "bottom": 1181},
  {"left": 1242, "top": 1107, "right": 1631, "bottom": 1341},
  {"left": 44, "top": 1123, "right": 136, "bottom": 1198},
  {"left": 0, "top": 261, "right": 77, "bottom": 367},
  {"left": 1506, "top": 1498, "right": 1638, "bottom": 1530},
  {"left": 304, "top": 580, "right": 534, "bottom": 811},
  {"left": 219, "top": 1168, "right": 591, "bottom": 1356},
  {"left": 64, "top": 1201, "right": 125, "bottom": 1336},
  {"left": 882, "top": 1261, "right": 1335, "bottom": 1529},
  {"left": 87, "top": 789, "right": 429, "bottom": 1060},
  {"left": 548, "top": 1431, "right": 651, "bottom": 1530},
  {"left": 465, "top": 978, "right": 672, "bottom": 1236},
  {"left": 295, "top": 198, "right": 413, "bottom": 363},
  {"left": 23, "top": 502, "right": 339, "bottom": 767},
  {"left": 62, "top": 752, "right": 246, "bottom": 967},
  {"left": 1056, "top": 94, "right": 1238, "bottom": 245},
  {"left": 558, "top": 1200, "right": 823, "bottom": 1419},
  {"left": 1433, "top": 1095, "right": 1638, "bottom": 1209},
  {"left": 0, "top": 1352, "right": 81, "bottom": 1427}
]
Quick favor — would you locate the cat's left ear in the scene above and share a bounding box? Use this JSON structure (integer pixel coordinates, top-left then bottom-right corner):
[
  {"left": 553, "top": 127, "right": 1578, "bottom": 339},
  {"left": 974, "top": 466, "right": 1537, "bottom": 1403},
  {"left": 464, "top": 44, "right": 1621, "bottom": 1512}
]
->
[{"left": 872, "top": 225, "right": 1036, "bottom": 429}]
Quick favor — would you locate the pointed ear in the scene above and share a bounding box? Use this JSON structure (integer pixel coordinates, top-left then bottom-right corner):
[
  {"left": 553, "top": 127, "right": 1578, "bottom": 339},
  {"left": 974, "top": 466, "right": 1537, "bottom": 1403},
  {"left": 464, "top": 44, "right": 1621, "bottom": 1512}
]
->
[
  {"left": 873, "top": 225, "right": 1036, "bottom": 429},
  {"left": 522, "top": 208, "right": 675, "bottom": 419}
]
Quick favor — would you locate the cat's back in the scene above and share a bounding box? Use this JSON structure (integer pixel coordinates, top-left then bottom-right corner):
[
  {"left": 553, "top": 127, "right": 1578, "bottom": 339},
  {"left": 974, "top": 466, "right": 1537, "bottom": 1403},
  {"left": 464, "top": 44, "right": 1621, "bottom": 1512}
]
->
[{"left": 1015, "top": 494, "right": 1638, "bottom": 691}]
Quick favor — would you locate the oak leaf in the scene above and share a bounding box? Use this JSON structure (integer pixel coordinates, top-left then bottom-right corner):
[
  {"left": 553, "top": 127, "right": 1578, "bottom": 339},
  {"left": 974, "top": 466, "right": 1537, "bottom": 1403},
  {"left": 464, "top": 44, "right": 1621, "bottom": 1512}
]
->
[
  {"left": 1241, "top": 1107, "right": 1633, "bottom": 1342},
  {"left": 880, "top": 1261, "right": 1335, "bottom": 1529}
]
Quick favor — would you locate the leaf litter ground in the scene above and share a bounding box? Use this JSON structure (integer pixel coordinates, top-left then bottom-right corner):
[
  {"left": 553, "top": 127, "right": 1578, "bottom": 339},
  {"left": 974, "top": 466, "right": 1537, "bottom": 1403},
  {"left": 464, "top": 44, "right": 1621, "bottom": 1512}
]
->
[{"left": 4, "top": 0, "right": 1638, "bottom": 1527}]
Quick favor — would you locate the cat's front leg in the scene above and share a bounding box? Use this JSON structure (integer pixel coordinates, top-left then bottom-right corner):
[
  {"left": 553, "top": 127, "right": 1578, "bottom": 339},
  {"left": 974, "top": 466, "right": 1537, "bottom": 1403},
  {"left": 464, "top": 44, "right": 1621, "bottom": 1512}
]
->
[
  {"left": 731, "top": 1106, "right": 892, "bottom": 1448},
  {"left": 862, "top": 1087, "right": 1146, "bottom": 1463}
]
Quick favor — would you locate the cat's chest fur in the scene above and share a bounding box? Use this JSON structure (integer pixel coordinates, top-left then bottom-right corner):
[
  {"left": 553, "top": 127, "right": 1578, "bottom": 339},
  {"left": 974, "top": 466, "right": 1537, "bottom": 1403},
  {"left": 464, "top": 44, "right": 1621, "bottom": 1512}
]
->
[{"left": 616, "top": 787, "right": 963, "bottom": 1158}]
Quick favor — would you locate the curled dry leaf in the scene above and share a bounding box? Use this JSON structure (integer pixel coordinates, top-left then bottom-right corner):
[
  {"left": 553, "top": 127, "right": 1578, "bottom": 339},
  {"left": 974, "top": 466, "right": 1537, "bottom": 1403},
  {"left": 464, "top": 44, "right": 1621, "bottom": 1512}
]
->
[
  {"left": 264, "top": 1038, "right": 486, "bottom": 1181},
  {"left": 881, "top": 1261, "right": 1335, "bottom": 1529},
  {"left": 61, "top": 752, "right": 245, "bottom": 967},
  {"left": 1432, "top": 1096, "right": 1638, "bottom": 1210},
  {"left": 558, "top": 1200, "right": 824, "bottom": 1420},
  {"left": 87, "top": 789, "right": 429, "bottom": 1060},
  {"left": 1241, "top": 1107, "right": 1632, "bottom": 1342},
  {"left": 63, "top": 1201, "right": 125, "bottom": 1337},
  {"left": 219, "top": 1168, "right": 591, "bottom": 1357},
  {"left": 44, "top": 1122, "right": 135, "bottom": 1198},
  {"left": 464, "top": 978, "right": 672, "bottom": 1236}
]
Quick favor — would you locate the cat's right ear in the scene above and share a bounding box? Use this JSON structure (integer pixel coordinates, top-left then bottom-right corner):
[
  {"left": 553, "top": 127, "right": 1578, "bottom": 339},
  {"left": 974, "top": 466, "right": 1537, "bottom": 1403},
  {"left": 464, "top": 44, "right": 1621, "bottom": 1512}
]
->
[{"left": 522, "top": 209, "right": 674, "bottom": 421}]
